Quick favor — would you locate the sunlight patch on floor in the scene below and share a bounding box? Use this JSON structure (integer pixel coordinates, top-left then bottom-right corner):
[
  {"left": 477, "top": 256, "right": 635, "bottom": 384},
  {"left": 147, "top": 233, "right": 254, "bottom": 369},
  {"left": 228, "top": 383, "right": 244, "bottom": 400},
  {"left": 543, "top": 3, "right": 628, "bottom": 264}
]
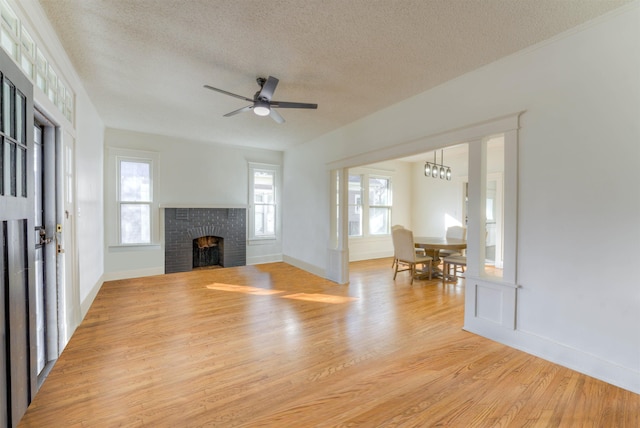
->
[
  {"left": 206, "top": 283, "right": 284, "bottom": 295},
  {"left": 282, "top": 293, "right": 357, "bottom": 304}
]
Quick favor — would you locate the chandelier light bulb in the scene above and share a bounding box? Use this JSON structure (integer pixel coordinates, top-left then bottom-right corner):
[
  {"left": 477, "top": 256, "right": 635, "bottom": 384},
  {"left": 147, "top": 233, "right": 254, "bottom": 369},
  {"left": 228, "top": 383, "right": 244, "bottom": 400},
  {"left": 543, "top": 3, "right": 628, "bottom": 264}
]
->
[{"left": 424, "top": 150, "right": 452, "bottom": 180}]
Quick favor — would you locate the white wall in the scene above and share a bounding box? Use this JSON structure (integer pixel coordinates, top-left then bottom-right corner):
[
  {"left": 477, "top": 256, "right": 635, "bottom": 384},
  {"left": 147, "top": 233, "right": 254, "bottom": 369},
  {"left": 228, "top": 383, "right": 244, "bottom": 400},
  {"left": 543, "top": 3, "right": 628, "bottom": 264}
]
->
[
  {"left": 412, "top": 169, "right": 464, "bottom": 238},
  {"left": 283, "top": 4, "right": 640, "bottom": 393},
  {"left": 103, "top": 128, "right": 284, "bottom": 279},
  {"left": 74, "top": 90, "right": 105, "bottom": 307},
  {"left": 411, "top": 147, "right": 469, "bottom": 237}
]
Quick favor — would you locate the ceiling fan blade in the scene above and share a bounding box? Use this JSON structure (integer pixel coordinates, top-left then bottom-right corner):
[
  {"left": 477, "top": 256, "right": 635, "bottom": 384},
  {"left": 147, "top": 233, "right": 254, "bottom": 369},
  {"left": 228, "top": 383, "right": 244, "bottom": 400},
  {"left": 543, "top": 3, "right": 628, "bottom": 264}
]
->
[
  {"left": 271, "top": 101, "right": 318, "bottom": 109},
  {"left": 259, "top": 76, "right": 279, "bottom": 101},
  {"left": 204, "top": 85, "right": 253, "bottom": 102},
  {"left": 223, "top": 105, "right": 253, "bottom": 117},
  {"left": 269, "top": 108, "right": 285, "bottom": 124}
]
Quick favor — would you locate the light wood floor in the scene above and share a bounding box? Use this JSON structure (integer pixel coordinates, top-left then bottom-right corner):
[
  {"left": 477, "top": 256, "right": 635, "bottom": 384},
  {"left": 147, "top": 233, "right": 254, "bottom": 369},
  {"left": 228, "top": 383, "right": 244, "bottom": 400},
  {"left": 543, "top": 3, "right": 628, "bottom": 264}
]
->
[{"left": 20, "top": 259, "right": 639, "bottom": 427}]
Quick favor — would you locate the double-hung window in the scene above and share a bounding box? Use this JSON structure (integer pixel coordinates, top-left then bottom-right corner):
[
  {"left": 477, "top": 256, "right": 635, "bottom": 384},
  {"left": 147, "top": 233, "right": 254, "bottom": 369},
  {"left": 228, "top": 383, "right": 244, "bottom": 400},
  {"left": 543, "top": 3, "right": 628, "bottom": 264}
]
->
[
  {"left": 348, "top": 173, "right": 392, "bottom": 237},
  {"left": 368, "top": 176, "right": 392, "bottom": 235},
  {"left": 249, "top": 163, "right": 279, "bottom": 241},
  {"left": 107, "top": 148, "right": 159, "bottom": 246},
  {"left": 118, "top": 158, "right": 152, "bottom": 244}
]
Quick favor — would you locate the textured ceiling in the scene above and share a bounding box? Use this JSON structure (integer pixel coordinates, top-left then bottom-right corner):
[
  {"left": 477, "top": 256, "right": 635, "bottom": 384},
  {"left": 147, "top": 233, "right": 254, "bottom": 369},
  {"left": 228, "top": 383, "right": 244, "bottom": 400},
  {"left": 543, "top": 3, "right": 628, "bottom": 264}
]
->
[{"left": 38, "top": 0, "right": 632, "bottom": 151}]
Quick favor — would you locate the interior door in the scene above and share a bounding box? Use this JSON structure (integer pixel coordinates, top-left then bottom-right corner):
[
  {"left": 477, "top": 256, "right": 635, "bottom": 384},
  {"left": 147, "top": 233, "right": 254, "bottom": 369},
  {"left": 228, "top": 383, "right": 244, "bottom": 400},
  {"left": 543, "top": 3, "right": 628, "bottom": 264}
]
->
[
  {"left": 0, "top": 48, "right": 35, "bottom": 427},
  {"left": 34, "top": 122, "right": 45, "bottom": 375}
]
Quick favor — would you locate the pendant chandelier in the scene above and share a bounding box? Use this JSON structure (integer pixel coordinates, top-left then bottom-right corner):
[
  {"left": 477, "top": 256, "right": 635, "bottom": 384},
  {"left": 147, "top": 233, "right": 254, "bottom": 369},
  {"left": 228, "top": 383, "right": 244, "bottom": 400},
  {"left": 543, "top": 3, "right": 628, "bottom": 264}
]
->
[{"left": 424, "top": 150, "right": 451, "bottom": 181}]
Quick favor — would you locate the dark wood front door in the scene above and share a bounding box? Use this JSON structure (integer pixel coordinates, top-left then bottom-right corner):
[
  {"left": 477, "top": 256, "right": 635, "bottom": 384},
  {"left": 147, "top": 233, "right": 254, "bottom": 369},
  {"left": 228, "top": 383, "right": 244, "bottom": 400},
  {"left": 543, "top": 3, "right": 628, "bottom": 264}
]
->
[{"left": 0, "top": 48, "right": 35, "bottom": 427}]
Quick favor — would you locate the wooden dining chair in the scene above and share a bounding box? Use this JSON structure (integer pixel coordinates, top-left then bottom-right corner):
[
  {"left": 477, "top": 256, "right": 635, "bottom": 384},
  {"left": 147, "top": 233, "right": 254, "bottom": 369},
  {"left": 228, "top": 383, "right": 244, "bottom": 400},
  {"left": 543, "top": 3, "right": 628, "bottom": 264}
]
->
[
  {"left": 391, "top": 224, "right": 425, "bottom": 268},
  {"left": 442, "top": 254, "right": 467, "bottom": 283},
  {"left": 392, "top": 228, "right": 432, "bottom": 284},
  {"left": 440, "top": 226, "right": 466, "bottom": 274},
  {"left": 439, "top": 226, "right": 466, "bottom": 256},
  {"left": 391, "top": 225, "right": 404, "bottom": 268}
]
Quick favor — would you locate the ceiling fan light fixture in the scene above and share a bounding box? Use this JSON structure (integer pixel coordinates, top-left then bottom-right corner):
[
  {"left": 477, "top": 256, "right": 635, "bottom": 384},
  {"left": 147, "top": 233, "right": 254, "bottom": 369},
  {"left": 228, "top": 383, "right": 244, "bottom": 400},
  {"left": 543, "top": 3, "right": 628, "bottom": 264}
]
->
[
  {"left": 204, "top": 76, "right": 317, "bottom": 123},
  {"left": 253, "top": 100, "right": 270, "bottom": 116}
]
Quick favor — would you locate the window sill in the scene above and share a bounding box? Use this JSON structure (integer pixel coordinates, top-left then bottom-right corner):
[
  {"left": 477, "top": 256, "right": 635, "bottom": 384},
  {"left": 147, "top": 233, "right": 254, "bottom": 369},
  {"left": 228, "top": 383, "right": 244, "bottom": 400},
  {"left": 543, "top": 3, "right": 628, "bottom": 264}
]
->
[
  {"left": 108, "top": 244, "right": 161, "bottom": 252},
  {"left": 348, "top": 235, "right": 391, "bottom": 240},
  {"left": 248, "top": 238, "right": 278, "bottom": 246}
]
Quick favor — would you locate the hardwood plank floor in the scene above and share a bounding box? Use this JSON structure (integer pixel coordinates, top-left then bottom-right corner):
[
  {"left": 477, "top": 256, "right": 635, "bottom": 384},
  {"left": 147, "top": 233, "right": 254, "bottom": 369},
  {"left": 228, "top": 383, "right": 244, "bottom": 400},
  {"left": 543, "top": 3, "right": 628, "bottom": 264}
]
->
[{"left": 19, "top": 259, "right": 639, "bottom": 427}]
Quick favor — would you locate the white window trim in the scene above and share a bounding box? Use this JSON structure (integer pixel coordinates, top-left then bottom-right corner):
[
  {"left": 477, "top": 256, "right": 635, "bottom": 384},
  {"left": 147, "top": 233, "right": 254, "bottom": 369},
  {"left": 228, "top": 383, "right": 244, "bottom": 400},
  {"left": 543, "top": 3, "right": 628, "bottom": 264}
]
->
[
  {"left": 248, "top": 162, "right": 281, "bottom": 243},
  {"left": 106, "top": 147, "right": 160, "bottom": 247}
]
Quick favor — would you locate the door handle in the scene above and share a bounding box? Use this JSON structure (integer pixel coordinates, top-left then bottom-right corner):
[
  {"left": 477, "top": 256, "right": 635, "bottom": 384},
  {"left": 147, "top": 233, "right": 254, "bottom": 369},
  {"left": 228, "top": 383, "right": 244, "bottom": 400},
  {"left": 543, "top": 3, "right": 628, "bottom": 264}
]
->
[{"left": 39, "top": 228, "right": 52, "bottom": 245}]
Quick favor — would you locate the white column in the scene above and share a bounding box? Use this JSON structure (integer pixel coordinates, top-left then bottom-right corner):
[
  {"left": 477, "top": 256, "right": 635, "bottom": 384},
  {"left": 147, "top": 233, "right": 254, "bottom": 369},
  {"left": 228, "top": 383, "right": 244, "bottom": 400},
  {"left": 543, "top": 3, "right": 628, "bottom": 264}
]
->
[{"left": 326, "top": 168, "right": 350, "bottom": 284}]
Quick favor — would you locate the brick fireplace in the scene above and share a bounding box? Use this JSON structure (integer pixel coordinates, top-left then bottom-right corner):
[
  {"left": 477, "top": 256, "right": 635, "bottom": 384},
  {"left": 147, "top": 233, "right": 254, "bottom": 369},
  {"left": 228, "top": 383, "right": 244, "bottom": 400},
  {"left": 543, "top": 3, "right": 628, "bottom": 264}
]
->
[{"left": 164, "top": 208, "right": 246, "bottom": 273}]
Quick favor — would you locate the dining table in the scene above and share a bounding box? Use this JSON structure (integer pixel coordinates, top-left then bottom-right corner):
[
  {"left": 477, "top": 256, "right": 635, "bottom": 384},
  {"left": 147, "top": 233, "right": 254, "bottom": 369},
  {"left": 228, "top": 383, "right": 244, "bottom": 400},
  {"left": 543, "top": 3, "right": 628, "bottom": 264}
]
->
[{"left": 413, "top": 236, "right": 467, "bottom": 278}]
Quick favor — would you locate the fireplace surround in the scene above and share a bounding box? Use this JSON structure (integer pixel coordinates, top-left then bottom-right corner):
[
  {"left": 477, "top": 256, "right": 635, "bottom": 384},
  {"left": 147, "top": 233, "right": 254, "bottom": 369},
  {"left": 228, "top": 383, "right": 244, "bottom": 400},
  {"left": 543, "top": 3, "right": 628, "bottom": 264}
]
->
[{"left": 164, "top": 208, "right": 246, "bottom": 273}]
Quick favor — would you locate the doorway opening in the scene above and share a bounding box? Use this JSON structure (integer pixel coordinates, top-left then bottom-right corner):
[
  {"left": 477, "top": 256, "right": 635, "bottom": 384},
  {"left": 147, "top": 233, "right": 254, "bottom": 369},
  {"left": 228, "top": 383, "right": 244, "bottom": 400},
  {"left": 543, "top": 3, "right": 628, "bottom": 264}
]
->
[{"left": 328, "top": 113, "right": 519, "bottom": 287}]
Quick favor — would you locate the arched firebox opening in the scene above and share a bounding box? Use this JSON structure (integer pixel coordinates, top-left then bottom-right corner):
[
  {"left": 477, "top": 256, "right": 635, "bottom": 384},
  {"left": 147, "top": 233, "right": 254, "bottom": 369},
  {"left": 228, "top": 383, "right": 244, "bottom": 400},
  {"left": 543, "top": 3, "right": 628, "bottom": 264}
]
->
[{"left": 193, "top": 236, "right": 224, "bottom": 269}]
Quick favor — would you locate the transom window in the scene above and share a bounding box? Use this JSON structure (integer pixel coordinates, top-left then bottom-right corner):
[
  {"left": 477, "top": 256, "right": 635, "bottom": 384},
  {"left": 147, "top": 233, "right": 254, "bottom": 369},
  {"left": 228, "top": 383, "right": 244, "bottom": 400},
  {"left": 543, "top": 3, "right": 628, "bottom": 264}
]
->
[{"left": 0, "top": 0, "right": 74, "bottom": 121}]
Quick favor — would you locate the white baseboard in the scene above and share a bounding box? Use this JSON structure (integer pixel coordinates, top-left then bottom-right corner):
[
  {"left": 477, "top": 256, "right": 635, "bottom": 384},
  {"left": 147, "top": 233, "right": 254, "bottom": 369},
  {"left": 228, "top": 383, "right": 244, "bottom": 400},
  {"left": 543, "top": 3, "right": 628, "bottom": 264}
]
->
[
  {"left": 464, "top": 318, "right": 640, "bottom": 394},
  {"left": 246, "top": 253, "right": 283, "bottom": 265},
  {"left": 349, "top": 251, "right": 392, "bottom": 262},
  {"left": 102, "top": 267, "right": 165, "bottom": 282},
  {"left": 282, "top": 254, "right": 325, "bottom": 278},
  {"left": 80, "top": 275, "right": 104, "bottom": 319}
]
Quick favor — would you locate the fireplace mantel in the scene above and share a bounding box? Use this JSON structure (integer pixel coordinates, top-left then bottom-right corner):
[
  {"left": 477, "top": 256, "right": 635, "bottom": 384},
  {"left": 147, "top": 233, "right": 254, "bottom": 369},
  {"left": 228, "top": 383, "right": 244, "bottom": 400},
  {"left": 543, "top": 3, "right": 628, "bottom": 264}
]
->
[{"left": 161, "top": 204, "right": 247, "bottom": 209}]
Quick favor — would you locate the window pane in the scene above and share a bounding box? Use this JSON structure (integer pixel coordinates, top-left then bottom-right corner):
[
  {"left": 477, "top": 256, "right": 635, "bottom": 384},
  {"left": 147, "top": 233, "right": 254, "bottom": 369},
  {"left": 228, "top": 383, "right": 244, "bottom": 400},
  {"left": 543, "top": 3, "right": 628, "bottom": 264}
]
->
[
  {"left": 17, "top": 145, "right": 25, "bottom": 197},
  {"left": 348, "top": 175, "right": 363, "bottom": 236},
  {"left": 348, "top": 205, "right": 362, "bottom": 236},
  {"left": 369, "top": 207, "right": 390, "bottom": 235},
  {"left": 1, "top": 4, "right": 18, "bottom": 34},
  {"left": 34, "top": 133, "right": 42, "bottom": 224},
  {"left": 120, "top": 160, "right": 150, "bottom": 202},
  {"left": 348, "top": 175, "right": 362, "bottom": 204},
  {"left": 21, "top": 26, "right": 35, "bottom": 59},
  {"left": 36, "top": 50, "right": 46, "bottom": 92},
  {"left": 3, "top": 78, "right": 12, "bottom": 136},
  {"left": 254, "top": 170, "right": 274, "bottom": 203},
  {"left": 120, "top": 204, "right": 150, "bottom": 244},
  {"left": 0, "top": 28, "right": 17, "bottom": 59},
  {"left": 16, "top": 90, "right": 24, "bottom": 143},
  {"left": 0, "top": 137, "right": 3, "bottom": 195},
  {"left": 254, "top": 204, "right": 275, "bottom": 237},
  {"left": 47, "top": 64, "right": 57, "bottom": 102},
  {"left": 9, "top": 141, "right": 15, "bottom": 196},
  {"left": 369, "top": 177, "right": 391, "bottom": 205}
]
